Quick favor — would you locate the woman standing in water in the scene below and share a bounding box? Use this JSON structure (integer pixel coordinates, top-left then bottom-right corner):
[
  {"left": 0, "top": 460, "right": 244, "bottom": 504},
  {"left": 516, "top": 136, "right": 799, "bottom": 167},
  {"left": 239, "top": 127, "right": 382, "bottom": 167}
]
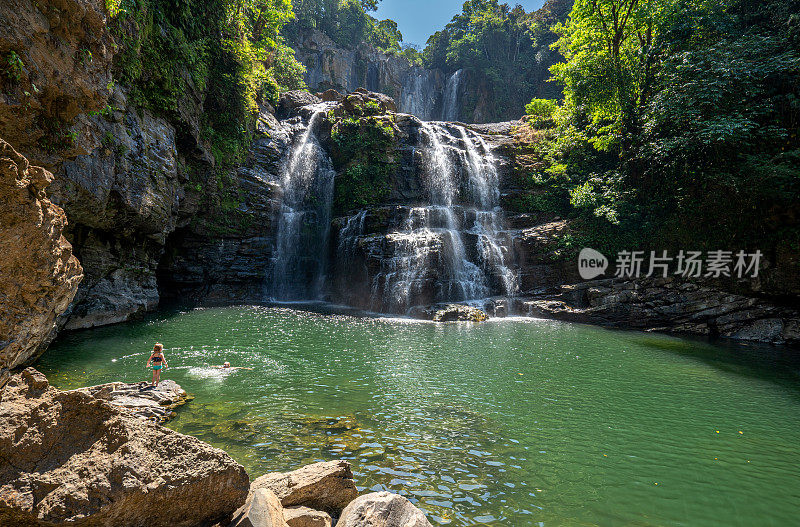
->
[{"left": 146, "top": 343, "right": 168, "bottom": 386}]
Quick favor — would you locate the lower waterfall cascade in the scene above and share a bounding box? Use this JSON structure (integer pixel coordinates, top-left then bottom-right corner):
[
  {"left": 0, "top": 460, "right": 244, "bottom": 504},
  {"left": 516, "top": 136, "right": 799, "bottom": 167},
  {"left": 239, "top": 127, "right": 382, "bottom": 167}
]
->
[
  {"left": 335, "top": 122, "right": 518, "bottom": 313},
  {"left": 270, "top": 107, "right": 517, "bottom": 314},
  {"left": 270, "top": 104, "right": 336, "bottom": 301}
]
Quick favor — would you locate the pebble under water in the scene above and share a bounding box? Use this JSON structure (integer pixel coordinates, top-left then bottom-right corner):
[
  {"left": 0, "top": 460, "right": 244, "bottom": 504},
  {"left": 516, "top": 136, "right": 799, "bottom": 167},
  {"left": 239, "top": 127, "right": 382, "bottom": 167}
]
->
[{"left": 37, "top": 306, "right": 800, "bottom": 526}]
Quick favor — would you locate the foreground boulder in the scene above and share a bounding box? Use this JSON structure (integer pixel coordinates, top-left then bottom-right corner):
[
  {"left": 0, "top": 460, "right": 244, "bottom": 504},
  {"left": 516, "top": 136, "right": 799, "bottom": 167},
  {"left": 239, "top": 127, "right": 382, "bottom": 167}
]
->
[
  {"left": 232, "top": 488, "right": 289, "bottom": 527},
  {"left": 74, "top": 379, "right": 190, "bottom": 422},
  {"left": 0, "top": 368, "right": 249, "bottom": 526},
  {"left": 432, "top": 304, "right": 489, "bottom": 322},
  {"left": 251, "top": 460, "right": 358, "bottom": 515},
  {"left": 335, "top": 492, "right": 432, "bottom": 527},
  {"left": 0, "top": 140, "right": 83, "bottom": 387},
  {"left": 285, "top": 506, "right": 333, "bottom": 527}
]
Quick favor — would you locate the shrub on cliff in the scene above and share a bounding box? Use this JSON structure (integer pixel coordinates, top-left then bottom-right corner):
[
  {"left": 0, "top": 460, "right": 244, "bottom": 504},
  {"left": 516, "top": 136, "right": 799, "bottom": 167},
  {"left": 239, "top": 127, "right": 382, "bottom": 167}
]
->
[
  {"left": 330, "top": 114, "right": 397, "bottom": 215},
  {"left": 108, "top": 0, "right": 307, "bottom": 165}
]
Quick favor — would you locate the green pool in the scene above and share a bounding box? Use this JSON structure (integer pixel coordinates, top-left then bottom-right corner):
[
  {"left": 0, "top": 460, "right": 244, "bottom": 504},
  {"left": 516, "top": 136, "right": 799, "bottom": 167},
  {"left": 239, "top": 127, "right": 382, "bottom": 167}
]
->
[{"left": 36, "top": 305, "right": 800, "bottom": 526}]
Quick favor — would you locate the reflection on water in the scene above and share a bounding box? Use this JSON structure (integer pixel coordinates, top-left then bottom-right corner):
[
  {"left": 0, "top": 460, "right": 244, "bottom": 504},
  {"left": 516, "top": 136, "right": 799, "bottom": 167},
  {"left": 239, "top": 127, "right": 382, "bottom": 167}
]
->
[{"left": 37, "top": 306, "right": 800, "bottom": 526}]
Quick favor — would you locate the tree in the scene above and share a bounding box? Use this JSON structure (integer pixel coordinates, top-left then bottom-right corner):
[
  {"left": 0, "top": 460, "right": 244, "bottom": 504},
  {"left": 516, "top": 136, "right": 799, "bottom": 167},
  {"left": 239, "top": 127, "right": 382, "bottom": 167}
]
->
[
  {"left": 550, "top": 0, "right": 667, "bottom": 152},
  {"left": 422, "top": 0, "right": 571, "bottom": 120}
]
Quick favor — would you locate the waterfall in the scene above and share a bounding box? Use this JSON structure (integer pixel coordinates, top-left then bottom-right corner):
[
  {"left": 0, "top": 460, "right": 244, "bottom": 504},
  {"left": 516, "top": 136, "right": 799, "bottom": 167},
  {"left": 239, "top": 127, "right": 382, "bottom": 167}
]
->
[
  {"left": 363, "top": 122, "right": 516, "bottom": 312},
  {"left": 270, "top": 105, "right": 336, "bottom": 301},
  {"left": 459, "top": 129, "right": 518, "bottom": 297},
  {"left": 441, "top": 69, "right": 463, "bottom": 122},
  {"left": 398, "top": 69, "right": 438, "bottom": 121}
]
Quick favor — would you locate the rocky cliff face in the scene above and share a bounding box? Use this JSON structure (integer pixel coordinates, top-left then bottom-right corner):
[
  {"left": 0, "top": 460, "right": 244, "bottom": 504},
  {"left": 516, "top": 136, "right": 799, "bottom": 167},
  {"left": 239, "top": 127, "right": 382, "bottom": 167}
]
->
[
  {"left": 0, "top": 0, "right": 115, "bottom": 169},
  {"left": 48, "top": 86, "right": 188, "bottom": 329},
  {"left": 294, "top": 29, "right": 447, "bottom": 121},
  {"left": 157, "top": 110, "right": 287, "bottom": 305},
  {"left": 292, "top": 29, "right": 561, "bottom": 124},
  {"left": 0, "top": 140, "right": 83, "bottom": 387}
]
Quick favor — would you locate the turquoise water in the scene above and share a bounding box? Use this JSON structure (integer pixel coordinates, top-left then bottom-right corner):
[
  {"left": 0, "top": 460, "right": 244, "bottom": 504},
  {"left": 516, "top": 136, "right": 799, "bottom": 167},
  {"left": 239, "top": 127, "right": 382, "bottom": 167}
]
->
[{"left": 37, "top": 306, "right": 800, "bottom": 526}]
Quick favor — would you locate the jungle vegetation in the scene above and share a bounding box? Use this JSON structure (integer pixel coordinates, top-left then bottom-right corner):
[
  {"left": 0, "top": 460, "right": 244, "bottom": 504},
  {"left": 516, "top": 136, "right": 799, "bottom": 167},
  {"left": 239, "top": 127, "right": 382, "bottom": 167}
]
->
[{"left": 519, "top": 0, "right": 800, "bottom": 258}]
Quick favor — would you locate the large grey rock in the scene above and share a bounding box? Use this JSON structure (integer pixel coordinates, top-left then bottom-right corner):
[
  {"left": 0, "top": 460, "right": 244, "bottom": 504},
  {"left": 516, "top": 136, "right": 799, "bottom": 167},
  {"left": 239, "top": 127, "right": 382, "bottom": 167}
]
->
[
  {"left": 518, "top": 276, "right": 800, "bottom": 345},
  {"left": 157, "top": 109, "right": 288, "bottom": 305},
  {"left": 50, "top": 86, "right": 185, "bottom": 330},
  {"left": 291, "top": 29, "right": 446, "bottom": 121},
  {"left": 284, "top": 506, "right": 332, "bottom": 527},
  {"left": 335, "top": 492, "right": 432, "bottom": 527},
  {"left": 250, "top": 461, "right": 358, "bottom": 515},
  {"left": 0, "top": 368, "right": 249, "bottom": 526},
  {"left": 232, "top": 488, "right": 289, "bottom": 527},
  {"left": 279, "top": 91, "right": 322, "bottom": 116}
]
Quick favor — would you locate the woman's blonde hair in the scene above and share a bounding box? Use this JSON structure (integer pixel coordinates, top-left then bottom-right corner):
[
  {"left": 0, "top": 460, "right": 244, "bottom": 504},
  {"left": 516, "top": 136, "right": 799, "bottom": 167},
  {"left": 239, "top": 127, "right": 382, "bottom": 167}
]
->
[{"left": 153, "top": 343, "right": 163, "bottom": 352}]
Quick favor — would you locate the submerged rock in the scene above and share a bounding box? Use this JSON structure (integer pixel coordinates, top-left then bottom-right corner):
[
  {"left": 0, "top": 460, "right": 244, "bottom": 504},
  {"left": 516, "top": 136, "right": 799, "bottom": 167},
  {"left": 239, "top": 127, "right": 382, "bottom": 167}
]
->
[
  {"left": 335, "top": 492, "right": 432, "bottom": 527},
  {"left": 432, "top": 304, "right": 489, "bottom": 322},
  {"left": 0, "top": 368, "right": 249, "bottom": 526},
  {"left": 73, "top": 379, "right": 190, "bottom": 423},
  {"left": 0, "top": 140, "right": 83, "bottom": 387},
  {"left": 232, "top": 488, "right": 290, "bottom": 527},
  {"left": 250, "top": 460, "right": 359, "bottom": 516}
]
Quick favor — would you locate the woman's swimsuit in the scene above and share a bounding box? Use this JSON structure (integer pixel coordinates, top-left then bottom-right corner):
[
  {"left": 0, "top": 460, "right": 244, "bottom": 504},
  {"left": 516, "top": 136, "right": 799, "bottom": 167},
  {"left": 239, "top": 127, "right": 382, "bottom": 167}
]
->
[{"left": 151, "top": 355, "right": 164, "bottom": 370}]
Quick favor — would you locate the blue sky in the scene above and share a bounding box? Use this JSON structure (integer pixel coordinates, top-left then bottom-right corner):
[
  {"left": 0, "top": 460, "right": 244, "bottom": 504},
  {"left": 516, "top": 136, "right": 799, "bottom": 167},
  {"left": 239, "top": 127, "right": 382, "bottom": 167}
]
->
[{"left": 373, "top": 0, "right": 547, "bottom": 47}]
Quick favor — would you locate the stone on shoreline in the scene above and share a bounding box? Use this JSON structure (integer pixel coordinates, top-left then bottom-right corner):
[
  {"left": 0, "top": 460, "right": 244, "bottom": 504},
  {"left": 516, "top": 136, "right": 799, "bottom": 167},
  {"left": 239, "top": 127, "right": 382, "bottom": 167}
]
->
[
  {"left": 284, "top": 505, "right": 333, "bottom": 527},
  {"left": 335, "top": 492, "right": 432, "bottom": 527},
  {"left": 0, "top": 368, "right": 249, "bottom": 526},
  {"left": 73, "top": 379, "right": 190, "bottom": 422},
  {"left": 232, "top": 488, "right": 290, "bottom": 527},
  {"left": 250, "top": 460, "right": 359, "bottom": 516}
]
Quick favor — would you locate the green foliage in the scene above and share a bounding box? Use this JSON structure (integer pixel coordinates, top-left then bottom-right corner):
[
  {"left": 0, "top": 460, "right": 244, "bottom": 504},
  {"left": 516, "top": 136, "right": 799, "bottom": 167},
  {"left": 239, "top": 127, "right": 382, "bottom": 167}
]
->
[
  {"left": 399, "top": 44, "right": 423, "bottom": 66},
  {"left": 105, "top": 0, "right": 122, "bottom": 17},
  {"left": 109, "top": 0, "right": 306, "bottom": 166},
  {"left": 37, "top": 118, "right": 79, "bottom": 153},
  {"left": 422, "top": 0, "right": 572, "bottom": 121},
  {"left": 520, "top": 0, "right": 800, "bottom": 257},
  {"left": 550, "top": 0, "right": 668, "bottom": 151},
  {"left": 525, "top": 98, "right": 558, "bottom": 127},
  {"left": 330, "top": 115, "right": 396, "bottom": 214},
  {"left": 287, "top": 0, "right": 412, "bottom": 55},
  {"left": 4, "top": 51, "right": 23, "bottom": 83},
  {"left": 335, "top": 162, "right": 392, "bottom": 212}
]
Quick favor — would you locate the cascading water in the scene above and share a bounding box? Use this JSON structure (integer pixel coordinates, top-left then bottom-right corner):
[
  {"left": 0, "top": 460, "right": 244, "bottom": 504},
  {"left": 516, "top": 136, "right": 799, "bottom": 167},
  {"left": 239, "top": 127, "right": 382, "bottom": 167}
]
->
[
  {"left": 398, "top": 69, "right": 439, "bottom": 121},
  {"left": 459, "top": 129, "right": 518, "bottom": 296},
  {"left": 441, "top": 69, "right": 463, "bottom": 122},
  {"left": 270, "top": 105, "right": 336, "bottom": 301},
  {"left": 354, "top": 122, "right": 516, "bottom": 312}
]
